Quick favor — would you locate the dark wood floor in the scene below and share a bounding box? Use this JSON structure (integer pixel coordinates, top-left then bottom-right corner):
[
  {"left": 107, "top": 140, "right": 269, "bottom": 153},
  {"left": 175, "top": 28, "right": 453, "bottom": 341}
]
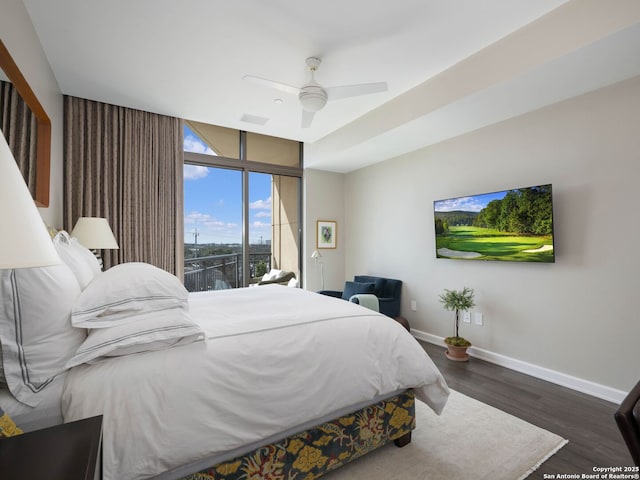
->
[{"left": 419, "top": 341, "right": 633, "bottom": 478}]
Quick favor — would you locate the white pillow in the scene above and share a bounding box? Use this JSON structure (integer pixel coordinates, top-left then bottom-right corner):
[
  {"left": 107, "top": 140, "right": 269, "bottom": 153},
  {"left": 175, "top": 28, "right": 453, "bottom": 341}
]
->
[
  {"left": 72, "top": 262, "right": 188, "bottom": 328},
  {"left": 261, "top": 271, "right": 276, "bottom": 282},
  {"left": 261, "top": 269, "right": 283, "bottom": 282},
  {"left": 0, "top": 264, "right": 86, "bottom": 406},
  {"left": 0, "top": 344, "right": 6, "bottom": 385},
  {"left": 66, "top": 308, "right": 204, "bottom": 367},
  {"left": 53, "top": 231, "right": 101, "bottom": 289}
]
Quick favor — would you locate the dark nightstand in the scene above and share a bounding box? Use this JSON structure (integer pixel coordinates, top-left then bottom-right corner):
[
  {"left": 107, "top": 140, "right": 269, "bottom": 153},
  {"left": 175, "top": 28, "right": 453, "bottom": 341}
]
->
[{"left": 0, "top": 415, "right": 102, "bottom": 480}]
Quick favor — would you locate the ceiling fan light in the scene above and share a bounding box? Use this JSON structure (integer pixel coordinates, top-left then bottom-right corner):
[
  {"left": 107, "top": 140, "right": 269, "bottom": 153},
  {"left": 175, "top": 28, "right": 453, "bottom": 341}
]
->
[
  {"left": 300, "top": 95, "right": 326, "bottom": 112},
  {"left": 299, "top": 84, "right": 327, "bottom": 112}
]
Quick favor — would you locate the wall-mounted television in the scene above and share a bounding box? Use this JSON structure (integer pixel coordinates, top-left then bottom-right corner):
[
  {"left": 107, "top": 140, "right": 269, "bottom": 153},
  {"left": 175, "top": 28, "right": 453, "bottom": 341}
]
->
[{"left": 434, "top": 184, "right": 554, "bottom": 263}]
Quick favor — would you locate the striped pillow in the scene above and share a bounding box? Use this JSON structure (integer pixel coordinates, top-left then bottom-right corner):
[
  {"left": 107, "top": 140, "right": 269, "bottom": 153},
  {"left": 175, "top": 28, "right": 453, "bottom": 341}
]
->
[
  {"left": 0, "top": 265, "right": 86, "bottom": 407},
  {"left": 71, "top": 262, "right": 188, "bottom": 328}
]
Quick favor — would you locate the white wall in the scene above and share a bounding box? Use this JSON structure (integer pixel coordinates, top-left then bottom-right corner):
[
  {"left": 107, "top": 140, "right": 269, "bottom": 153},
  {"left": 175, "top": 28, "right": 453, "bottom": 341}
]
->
[
  {"left": 343, "top": 76, "right": 640, "bottom": 394},
  {"left": 1, "top": 0, "right": 63, "bottom": 227},
  {"left": 303, "top": 169, "right": 345, "bottom": 292}
]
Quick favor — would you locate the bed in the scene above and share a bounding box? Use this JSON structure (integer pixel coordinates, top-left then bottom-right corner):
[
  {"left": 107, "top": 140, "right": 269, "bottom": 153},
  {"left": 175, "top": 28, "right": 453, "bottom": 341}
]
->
[{"left": 0, "top": 232, "right": 449, "bottom": 480}]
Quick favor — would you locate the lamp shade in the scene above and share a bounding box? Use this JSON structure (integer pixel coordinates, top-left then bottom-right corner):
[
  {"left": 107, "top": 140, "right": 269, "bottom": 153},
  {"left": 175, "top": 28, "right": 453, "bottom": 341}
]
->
[
  {"left": 71, "top": 217, "right": 119, "bottom": 249},
  {"left": 0, "top": 131, "right": 59, "bottom": 268},
  {"left": 311, "top": 249, "right": 322, "bottom": 259}
]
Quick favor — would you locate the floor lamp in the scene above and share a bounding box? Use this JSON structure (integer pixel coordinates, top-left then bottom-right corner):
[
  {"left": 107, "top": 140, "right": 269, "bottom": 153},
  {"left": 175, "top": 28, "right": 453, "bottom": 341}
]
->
[{"left": 311, "top": 249, "right": 324, "bottom": 289}]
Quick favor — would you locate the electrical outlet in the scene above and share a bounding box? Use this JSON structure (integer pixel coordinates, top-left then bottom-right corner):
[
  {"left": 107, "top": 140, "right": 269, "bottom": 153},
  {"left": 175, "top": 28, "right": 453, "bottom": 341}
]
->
[
  {"left": 474, "top": 312, "right": 484, "bottom": 326},
  {"left": 410, "top": 300, "right": 417, "bottom": 312},
  {"left": 462, "top": 311, "right": 471, "bottom": 323}
]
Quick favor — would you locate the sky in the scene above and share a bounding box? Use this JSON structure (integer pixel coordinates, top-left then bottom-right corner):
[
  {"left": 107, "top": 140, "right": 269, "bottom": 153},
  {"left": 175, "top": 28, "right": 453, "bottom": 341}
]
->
[
  {"left": 183, "top": 125, "right": 272, "bottom": 244},
  {"left": 434, "top": 190, "right": 507, "bottom": 213}
]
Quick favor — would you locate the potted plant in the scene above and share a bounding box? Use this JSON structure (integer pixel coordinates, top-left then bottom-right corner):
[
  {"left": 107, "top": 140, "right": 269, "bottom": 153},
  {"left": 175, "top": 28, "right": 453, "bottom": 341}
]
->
[
  {"left": 438, "top": 287, "right": 475, "bottom": 362},
  {"left": 255, "top": 260, "right": 268, "bottom": 278}
]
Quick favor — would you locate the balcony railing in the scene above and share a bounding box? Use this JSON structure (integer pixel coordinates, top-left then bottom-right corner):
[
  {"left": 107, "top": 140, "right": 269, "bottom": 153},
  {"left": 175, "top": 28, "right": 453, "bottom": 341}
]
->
[{"left": 183, "top": 252, "right": 272, "bottom": 292}]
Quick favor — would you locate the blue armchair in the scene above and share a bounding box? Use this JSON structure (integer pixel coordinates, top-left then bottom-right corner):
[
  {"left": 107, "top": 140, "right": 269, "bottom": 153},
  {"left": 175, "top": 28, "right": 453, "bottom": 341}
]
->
[{"left": 318, "top": 275, "right": 402, "bottom": 317}]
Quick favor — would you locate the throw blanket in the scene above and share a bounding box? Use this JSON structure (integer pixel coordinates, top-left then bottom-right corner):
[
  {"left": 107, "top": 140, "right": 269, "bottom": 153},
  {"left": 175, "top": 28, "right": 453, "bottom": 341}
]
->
[{"left": 349, "top": 293, "right": 380, "bottom": 312}]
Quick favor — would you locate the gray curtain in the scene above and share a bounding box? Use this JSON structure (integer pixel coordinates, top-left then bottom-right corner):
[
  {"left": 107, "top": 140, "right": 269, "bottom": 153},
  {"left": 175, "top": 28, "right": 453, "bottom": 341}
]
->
[
  {"left": 0, "top": 80, "right": 37, "bottom": 196},
  {"left": 63, "top": 96, "right": 184, "bottom": 276}
]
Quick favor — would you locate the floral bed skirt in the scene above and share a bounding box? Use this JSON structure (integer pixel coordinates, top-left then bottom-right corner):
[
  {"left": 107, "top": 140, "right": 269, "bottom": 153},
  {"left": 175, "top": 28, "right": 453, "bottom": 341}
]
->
[{"left": 181, "top": 390, "right": 416, "bottom": 480}]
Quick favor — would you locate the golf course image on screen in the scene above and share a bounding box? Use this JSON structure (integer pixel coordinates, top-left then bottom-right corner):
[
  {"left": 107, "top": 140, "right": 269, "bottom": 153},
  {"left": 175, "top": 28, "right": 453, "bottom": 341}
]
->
[{"left": 434, "top": 184, "right": 554, "bottom": 263}]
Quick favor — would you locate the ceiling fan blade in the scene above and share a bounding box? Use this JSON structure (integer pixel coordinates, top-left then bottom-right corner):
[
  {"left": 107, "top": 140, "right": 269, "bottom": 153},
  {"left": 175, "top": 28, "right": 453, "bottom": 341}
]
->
[
  {"left": 242, "top": 75, "right": 300, "bottom": 96},
  {"left": 326, "top": 82, "right": 388, "bottom": 101},
  {"left": 301, "top": 110, "right": 315, "bottom": 128}
]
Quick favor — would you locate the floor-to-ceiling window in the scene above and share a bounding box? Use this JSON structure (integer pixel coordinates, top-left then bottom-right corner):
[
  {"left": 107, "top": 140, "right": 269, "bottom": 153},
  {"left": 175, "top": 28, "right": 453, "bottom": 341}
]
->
[{"left": 182, "top": 121, "right": 302, "bottom": 291}]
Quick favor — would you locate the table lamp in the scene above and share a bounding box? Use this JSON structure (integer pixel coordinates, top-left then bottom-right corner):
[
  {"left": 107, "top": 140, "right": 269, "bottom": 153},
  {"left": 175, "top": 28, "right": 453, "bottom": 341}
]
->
[
  {"left": 0, "top": 131, "right": 59, "bottom": 268},
  {"left": 71, "top": 217, "right": 119, "bottom": 268}
]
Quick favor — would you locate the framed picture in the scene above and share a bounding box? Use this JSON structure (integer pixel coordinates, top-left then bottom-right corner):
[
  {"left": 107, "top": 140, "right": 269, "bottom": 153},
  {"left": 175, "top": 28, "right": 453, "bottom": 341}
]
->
[{"left": 317, "top": 220, "right": 337, "bottom": 249}]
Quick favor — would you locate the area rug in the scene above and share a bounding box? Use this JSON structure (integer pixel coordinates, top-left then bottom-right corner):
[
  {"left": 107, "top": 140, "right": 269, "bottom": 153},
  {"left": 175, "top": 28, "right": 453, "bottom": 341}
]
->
[{"left": 324, "top": 389, "right": 568, "bottom": 480}]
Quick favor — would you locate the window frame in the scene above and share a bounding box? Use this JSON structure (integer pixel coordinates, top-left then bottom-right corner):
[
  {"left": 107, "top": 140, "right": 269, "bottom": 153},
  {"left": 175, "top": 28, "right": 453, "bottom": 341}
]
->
[{"left": 183, "top": 131, "right": 303, "bottom": 288}]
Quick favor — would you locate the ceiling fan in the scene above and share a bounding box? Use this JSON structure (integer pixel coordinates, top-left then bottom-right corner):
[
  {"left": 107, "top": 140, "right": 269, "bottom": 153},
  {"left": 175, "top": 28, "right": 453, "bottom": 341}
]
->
[{"left": 243, "top": 57, "right": 388, "bottom": 128}]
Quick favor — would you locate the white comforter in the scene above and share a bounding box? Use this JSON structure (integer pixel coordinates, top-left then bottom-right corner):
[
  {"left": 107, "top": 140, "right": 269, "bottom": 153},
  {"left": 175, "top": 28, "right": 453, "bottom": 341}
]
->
[{"left": 62, "top": 286, "right": 449, "bottom": 480}]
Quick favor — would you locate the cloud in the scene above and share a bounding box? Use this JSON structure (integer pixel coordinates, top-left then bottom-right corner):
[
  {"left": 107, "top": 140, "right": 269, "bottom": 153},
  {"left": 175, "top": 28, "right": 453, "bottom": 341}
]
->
[
  {"left": 184, "top": 211, "right": 236, "bottom": 229},
  {"left": 255, "top": 211, "right": 270, "bottom": 218},
  {"left": 183, "top": 164, "right": 209, "bottom": 180},
  {"left": 251, "top": 221, "right": 271, "bottom": 228},
  {"left": 184, "top": 134, "right": 216, "bottom": 155},
  {"left": 249, "top": 196, "right": 272, "bottom": 211},
  {"left": 249, "top": 220, "right": 271, "bottom": 242},
  {"left": 434, "top": 196, "right": 484, "bottom": 213},
  {"left": 184, "top": 211, "right": 241, "bottom": 244},
  {"left": 184, "top": 211, "right": 273, "bottom": 244}
]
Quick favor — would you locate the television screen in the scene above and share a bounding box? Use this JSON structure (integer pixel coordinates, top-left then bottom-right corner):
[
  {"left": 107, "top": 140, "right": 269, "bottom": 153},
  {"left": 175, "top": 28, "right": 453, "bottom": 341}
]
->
[{"left": 434, "top": 184, "right": 554, "bottom": 263}]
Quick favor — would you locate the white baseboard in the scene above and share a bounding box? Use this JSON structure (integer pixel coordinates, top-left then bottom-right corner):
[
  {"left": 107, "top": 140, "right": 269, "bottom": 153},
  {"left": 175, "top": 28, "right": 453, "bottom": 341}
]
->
[{"left": 411, "top": 329, "right": 626, "bottom": 405}]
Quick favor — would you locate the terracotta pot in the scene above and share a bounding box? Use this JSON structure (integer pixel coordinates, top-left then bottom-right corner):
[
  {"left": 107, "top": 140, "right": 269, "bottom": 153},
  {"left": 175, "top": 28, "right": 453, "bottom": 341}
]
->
[{"left": 445, "top": 343, "right": 470, "bottom": 362}]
